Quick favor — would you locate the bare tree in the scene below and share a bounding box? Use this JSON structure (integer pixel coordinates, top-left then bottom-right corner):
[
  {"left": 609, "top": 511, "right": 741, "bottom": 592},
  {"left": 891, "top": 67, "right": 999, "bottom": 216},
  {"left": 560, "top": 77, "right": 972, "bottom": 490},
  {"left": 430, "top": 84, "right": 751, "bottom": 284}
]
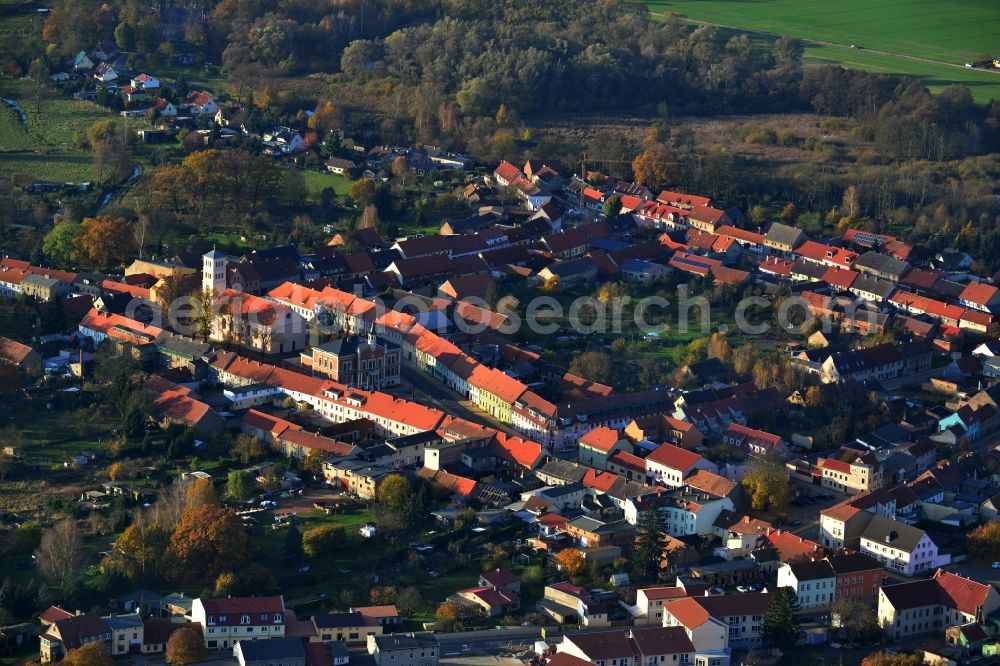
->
[
  {"left": 150, "top": 480, "right": 186, "bottom": 530},
  {"left": 35, "top": 519, "right": 85, "bottom": 587}
]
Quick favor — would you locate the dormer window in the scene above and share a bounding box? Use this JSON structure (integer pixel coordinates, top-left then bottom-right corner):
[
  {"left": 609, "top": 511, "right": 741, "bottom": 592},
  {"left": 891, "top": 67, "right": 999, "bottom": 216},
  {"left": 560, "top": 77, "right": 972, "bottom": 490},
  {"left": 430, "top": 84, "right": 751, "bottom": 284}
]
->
[
  {"left": 241, "top": 614, "right": 250, "bottom": 625},
  {"left": 274, "top": 613, "right": 283, "bottom": 623},
  {"left": 208, "top": 616, "right": 216, "bottom": 625},
  {"left": 260, "top": 614, "right": 269, "bottom": 622},
  {"left": 219, "top": 615, "right": 227, "bottom": 623}
]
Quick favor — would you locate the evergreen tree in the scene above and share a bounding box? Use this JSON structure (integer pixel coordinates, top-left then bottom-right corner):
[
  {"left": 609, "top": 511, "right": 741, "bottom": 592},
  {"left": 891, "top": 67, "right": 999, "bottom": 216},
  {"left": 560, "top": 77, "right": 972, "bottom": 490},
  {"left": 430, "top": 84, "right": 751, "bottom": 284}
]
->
[
  {"left": 763, "top": 587, "right": 800, "bottom": 657},
  {"left": 285, "top": 520, "right": 304, "bottom": 565},
  {"left": 632, "top": 502, "right": 666, "bottom": 578}
]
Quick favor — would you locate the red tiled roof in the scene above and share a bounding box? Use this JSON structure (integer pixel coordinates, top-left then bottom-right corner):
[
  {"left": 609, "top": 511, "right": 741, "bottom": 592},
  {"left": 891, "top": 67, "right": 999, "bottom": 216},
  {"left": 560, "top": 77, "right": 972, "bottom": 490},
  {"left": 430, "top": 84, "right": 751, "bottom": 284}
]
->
[
  {"left": 468, "top": 365, "right": 527, "bottom": 403},
  {"left": 363, "top": 392, "right": 445, "bottom": 432},
  {"left": 198, "top": 596, "right": 285, "bottom": 625},
  {"left": 797, "top": 240, "right": 858, "bottom": 268},
  {"left": 935, "top": 570, "right": 994, "bottom": 616},
  {"left": 0, "top": 336, "right": 34, "bottom": 364},
  {"left": 537, "top": 512, "right": 568, "bottom": 527},
  {"left": 818, "top": 457, "right": 852, "bottom": 474},
  {"left": 480, "top": 569, "right": 520, "bottom": 588},
  {"left": 608, "top": 450, "right": 646, "bottom": 473},
  {"left": 39, "top": 606, "right": 74, "bottom": 624},
  {"left": 657, "top": 190, "right": 711, "bottom": 208},
  {"left": 490, "top": 432, "right": 545, "bottom": 469},
  {"left": 153, "top": 389, "right": 212, "bottom": 426},
  {"left": 822, "top": 267, "right": 858, "bottom": 290},
  {"left": 959, "top": 281, "right": 998, "bottom": 306},
  {"left": 213, "top": 353, "right": 334, "bottom": 397},
  {"left": 763, "top": 529, "right": 823, "bottom": 561},
  {"left": 580, "top": 426, "right": 622, "bottom": 452},
  {"left": 640, "top": 586, "right": 690, "bottom": 601},
  {"left": 662, "top": 597, "right": 711, "bottom": 629},
  {"left": 494, "top": 161, "right": 523, "bottom": 183},
  {"left": 711, "top": 266, "right": 750, "bottom": 285},
  {"left": 242, "top": 409, "right": 299, "bottom": 435},
  {"left": 417, "top": 467, "right": 476, "bottom": 496},
  {"left": 582, "top": 469, "right": 620, "bottom": 493},
  {"left": 684, "top": 469, "right": 736, "bottom": 498},
  {"left": 279, "top": 429, "right": 354, "bottom": 456},
  {"left": 716, "top": 225, "right": 764, "bottom": 245},
  {"left": 645, "top": 442, "right": 703, "bottom": 472},
  {"left": 759, "top": 256, "right": 793, "bottom": 276}
]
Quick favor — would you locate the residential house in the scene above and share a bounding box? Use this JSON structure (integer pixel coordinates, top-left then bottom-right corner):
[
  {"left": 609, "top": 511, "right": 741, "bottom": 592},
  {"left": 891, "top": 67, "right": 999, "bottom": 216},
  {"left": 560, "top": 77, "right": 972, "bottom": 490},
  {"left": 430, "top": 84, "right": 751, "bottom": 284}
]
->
[
  {"left": 234, "top": 638, "right": 305, "bottom": 666},
  {"left": 817, "top": 453, "right": 883, "bottom": 495},
  {"left": 860, "top": 515, "right": 949, "bottom": 576},
  {"left": 722, "top": 423, "right": 788, "bottom": 460},
  {"left": 828, "top": 553, "right": 884, "bottom": 603},
  {"left": 645, "top": 443, "right": 717, "bottom": 487},
  {"left": 186, "top": 91, "right": 218, "bottom": 115},
  {"left": 878, "top": 570, "right": 1000, "bottom": 642},
  {"left": 854, "top": 252, "right": 911, "bottom": 282},
  {"left": 624, "top": 487, "right": 734, "bottom": 537},
  {"left": 306, "top": 334, "right": 401, "bottom": 390},
  {"left": 450, "top": 587, "right": 520, "bottom": 617},
  {"left": 662, "top": 592, "right": 771, "bottom": 650},
  {"left": 311, "top": 613, "right": 380, "bottom": 646},
  {"left": 0, "top": 337, "right": 41, "bottom": 375},
  {"left": 190, "top": 596, "right": 286, "bottom": 650},
  {"left": 562, "top": 516, "right": 635, "bottom": 549},
  {"left": 763, "top": 223, "right": 806, "bottom": 256},
  {"left": 40, "top": 612, "right": 112, "bottom": 662},
  {"left": 558, "top": 627, "right": 697, "bottom": 666},
  {"left": 366, "top": 633, "right": 437, "bottom": 666},
  {"left": 958, "top": 281, "right": 1000, "bottom": 313},
  {"left": 578, "top": 427, "right": 634, "bottom": 470},
  {"left": 625, "top": 414, "right": 703, "bottom": 450},
  {"left": 777, "top": 560, "right": 836, "bottom": 609},
  {"left": 538, "top": 582, "right": 618, "bottom": 627}
]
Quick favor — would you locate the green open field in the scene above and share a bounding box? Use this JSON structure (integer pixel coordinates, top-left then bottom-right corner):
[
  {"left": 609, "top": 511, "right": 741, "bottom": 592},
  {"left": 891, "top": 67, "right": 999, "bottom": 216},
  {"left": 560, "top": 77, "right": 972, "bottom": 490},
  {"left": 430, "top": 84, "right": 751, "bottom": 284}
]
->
[
  {"left": 644, "top": 0, "right": 1000, "bottom": 103},
  {"left": 0, "top": 79, "right": 117, "bottom": 181},
  {"left": 302, "top": 169, "right": 354, "bottom": 197}
]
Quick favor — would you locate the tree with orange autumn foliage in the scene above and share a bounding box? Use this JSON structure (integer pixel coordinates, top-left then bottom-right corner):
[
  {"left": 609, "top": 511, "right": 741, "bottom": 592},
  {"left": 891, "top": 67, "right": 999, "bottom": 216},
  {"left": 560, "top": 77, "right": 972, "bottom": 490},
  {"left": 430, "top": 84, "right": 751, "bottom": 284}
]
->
[
  {"left": 62, "top": 642, "right": 113, "bottom": 666},
  {"left": 182, "top": 477, "right": 218, "bottom": 511},
  {"left": 164, "top": 505, "right": 250, "bottom": 585},
  {"left": 631, "top": 144, "right": 676, "bottom": 189},
  {"left": 76, "top": 216, "right": 137, "bottom": 270},
  {"left": 554, "top": 548, "right": 587, "bottom": 578}
]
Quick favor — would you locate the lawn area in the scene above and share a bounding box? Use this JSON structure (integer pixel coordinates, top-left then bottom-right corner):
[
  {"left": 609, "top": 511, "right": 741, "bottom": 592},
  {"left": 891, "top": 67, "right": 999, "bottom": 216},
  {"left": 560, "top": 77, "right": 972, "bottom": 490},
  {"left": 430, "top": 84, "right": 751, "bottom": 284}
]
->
[
  {"left": 10, "top": 402, "right": 118, "bottom": 465},
  {"left": 643, "top": 0, "right": 1000, "bottom": 103},
  {"left": 302, "top": 169, "right": 354, "bottom": 197}
]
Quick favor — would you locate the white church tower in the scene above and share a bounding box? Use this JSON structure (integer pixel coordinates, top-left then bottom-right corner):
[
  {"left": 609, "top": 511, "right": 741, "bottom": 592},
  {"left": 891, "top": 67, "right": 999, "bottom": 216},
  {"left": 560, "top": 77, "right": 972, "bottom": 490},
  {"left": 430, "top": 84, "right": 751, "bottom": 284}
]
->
[{"left": 202, "top": 249, "right": 227, "bottom": 294}]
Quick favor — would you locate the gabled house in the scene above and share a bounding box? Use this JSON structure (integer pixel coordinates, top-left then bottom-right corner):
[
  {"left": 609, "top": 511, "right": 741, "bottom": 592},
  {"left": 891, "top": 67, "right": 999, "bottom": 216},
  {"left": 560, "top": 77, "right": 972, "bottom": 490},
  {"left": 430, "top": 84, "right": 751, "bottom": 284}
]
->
[
  {"left": 186, "top": 91, "right": 218, "bottom": 115},
  {"left": 777, "top": 560, "right": 836, "bottom": 609},
  {"left": 191, "top": 596, "right": 286, "bottom": 650},
  {"left": 40, "top": 612, "right": 112, "bottom": 662},
  {"left": 878, "top": 570, "right": 1000, "bottom": 642},
  {"left": 578, "top": 427, "right": 634, "bottom": 470},
  {"left": 763, "top": 223, "right": 806, "bottom": 256},
  {"left": 93, "top": 62, "right": 118, "bottom": 82},
  {"left": 644, "top": 443, "right": 716, "bottom": 487},
  {"left": 859, "top": 515, "right": 949, "bottom": 576}
]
